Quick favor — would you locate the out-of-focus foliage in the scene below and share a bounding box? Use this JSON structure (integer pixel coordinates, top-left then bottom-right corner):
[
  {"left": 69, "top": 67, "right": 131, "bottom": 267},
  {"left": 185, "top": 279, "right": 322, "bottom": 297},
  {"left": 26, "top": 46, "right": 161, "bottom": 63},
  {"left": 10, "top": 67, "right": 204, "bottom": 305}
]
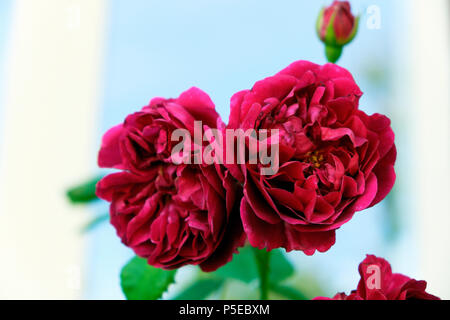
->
[
  {"left": 81, "top": 213, "right": 109, "bottom": 233},
  {"left": 66, "top": 176, "right": 102, "bottom": 204},
  {"left": 121, "top": 256, "right": 176, "bottom": 300}
]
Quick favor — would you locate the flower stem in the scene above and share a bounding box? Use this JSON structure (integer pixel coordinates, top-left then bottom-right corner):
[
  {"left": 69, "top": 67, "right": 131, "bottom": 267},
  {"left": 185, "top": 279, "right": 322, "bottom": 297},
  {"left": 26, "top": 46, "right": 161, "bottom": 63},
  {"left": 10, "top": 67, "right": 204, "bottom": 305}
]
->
[
  {"left": 325, "top": 45, "right": 343, "bottom": 63},
  {"left": 252, "top": 247, "right": 271, "bottom": 300}
]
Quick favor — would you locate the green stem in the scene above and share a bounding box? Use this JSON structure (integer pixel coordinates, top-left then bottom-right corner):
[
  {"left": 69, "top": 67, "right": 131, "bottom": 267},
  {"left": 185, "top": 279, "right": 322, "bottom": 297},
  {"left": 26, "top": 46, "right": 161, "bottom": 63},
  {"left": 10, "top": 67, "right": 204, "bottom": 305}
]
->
[{"left": 252, "top": 247, "right": 271, "bottom": 300}]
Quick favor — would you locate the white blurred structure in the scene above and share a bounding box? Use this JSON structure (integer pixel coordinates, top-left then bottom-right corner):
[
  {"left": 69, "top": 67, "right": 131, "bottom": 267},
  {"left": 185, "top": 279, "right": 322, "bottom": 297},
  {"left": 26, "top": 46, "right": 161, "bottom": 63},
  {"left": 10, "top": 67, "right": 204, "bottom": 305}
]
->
[
  {"left": 409, "top": 0, "right": 450, "bottom": 299},
  {"left": 0, "top": 0, "right": 106, "bottom": 299}
]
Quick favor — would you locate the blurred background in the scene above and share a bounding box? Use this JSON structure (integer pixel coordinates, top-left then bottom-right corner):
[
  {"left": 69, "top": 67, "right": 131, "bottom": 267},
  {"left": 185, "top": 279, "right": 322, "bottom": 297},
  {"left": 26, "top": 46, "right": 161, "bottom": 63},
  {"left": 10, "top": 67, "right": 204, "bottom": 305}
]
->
[{"left": 0, "top": 0, "right": 449, "bottom": 299}]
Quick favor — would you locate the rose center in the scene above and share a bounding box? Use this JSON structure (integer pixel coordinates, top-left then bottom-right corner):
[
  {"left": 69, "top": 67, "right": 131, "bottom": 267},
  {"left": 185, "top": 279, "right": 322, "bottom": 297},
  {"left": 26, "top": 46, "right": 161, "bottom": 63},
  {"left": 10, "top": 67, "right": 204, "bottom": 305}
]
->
[{"left": 306, "top": 150, "right": 324, "bottom": 168}]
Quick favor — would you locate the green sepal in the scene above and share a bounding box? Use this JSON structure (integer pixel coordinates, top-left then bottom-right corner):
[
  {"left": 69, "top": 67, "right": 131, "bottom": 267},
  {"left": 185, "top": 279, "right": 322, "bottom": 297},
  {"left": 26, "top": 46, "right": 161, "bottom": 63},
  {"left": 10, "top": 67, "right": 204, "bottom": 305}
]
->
[
  {"left": 66, "top": 176, "right": 102, "bottom": 204},
  {"left": 336, "top": 15, "right": 360, "bottom": 46},
  {"left": 173, "top": 278, "right": 224, "bottom": 300},
  {"left": 316, "top": 7, "right": 325, "bottom": 40},
  {"left": 325, "top": 45, "right": 343, "bottom": 64},
  {"left": 324, "top": 11, "right": 338, "bottom": 47},
  {"left": 120, "top": 256, "right": 177, "bottom": 300}
]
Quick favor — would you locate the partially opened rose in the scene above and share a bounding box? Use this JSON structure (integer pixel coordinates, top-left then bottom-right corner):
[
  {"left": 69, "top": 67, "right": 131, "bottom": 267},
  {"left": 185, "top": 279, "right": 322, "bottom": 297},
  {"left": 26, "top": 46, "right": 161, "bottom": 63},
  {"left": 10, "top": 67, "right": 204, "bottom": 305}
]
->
[
  {"left": 315, "top": 255, "right": 440, "bottom": 300},
  {"left": 317, "top": 1, "right": 358, "bottom": 46},
  {"left": 97, "top": 88, "right": 245, "bottom": 271},
  {"left": 227, "top": 60, "right": 396, "bottom": 254},
  {"left": 316, "top": 1, "right": 359, "bottom": 63}
]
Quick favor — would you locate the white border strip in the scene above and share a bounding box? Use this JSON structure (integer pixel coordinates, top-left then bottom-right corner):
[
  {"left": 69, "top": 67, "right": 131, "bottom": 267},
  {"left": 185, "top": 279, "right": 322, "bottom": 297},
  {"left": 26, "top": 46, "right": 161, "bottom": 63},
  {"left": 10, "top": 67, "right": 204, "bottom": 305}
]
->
[
  {"left": 0, "top": 0, "right": 107, "bottom": 299},
  {"left": 409, "top": 0, "right": 450, "bottom": 299}
]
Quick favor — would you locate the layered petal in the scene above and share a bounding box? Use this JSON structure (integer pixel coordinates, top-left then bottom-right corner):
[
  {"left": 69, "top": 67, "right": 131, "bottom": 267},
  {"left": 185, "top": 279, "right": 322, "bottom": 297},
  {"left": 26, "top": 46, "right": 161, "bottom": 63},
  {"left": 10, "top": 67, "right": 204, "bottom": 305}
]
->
[
  {"left": 317, "top": 255, "right": 440, "bottom": 300},
  {"left": 227, "top": 60, "right": 396, "bottom": 254},
  {"left": 97, "top": 88, "right": 244, "bottom": 271}
]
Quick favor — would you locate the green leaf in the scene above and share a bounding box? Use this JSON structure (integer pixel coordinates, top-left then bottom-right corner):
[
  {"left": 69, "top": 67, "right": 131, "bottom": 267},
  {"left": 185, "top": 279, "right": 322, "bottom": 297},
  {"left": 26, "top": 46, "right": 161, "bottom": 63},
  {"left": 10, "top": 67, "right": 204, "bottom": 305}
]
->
[
  {"left": 316, "top": 7, "right": 325, "bottom": 39},
  {"left": 80, "top": 213, "right": 109, "bottom": 233},
  {"left": 173, "top": 278, "right": 224, "bottom": 300},
  {"left": 213, "top": 246, "right": 258, "bottom": 283},
  {"left": 66, "top": 176, "right": 102, "bottom": 204},
  {"left": 270, "top": 283, "right": 308, "bottom": 300},
  {"left": 212, "top": 246, "right": 294, "bottom": 284},
  {"left": 269, "top": 249, "right": 294, "bottom": 283},
  {"left": 120, "top": 256, "right": 176, "bottom": 300}
]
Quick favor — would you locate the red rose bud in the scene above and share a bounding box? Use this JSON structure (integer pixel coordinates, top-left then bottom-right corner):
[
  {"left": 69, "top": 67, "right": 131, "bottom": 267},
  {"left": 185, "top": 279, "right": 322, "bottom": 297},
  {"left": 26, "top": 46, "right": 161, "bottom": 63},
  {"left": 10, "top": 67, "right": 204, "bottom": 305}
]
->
[{"left": 316, "top": 1, "right": 359, "bottom": 63}]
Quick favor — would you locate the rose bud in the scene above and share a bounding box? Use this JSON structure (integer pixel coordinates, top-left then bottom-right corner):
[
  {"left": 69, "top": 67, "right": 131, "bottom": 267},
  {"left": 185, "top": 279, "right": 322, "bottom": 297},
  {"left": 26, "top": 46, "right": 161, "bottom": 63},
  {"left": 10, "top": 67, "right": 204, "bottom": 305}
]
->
[
  {"left": 316, "top": 1, "right": 359, "bottom": 63},
  {"left": 97, "top": 88, "right": 246, "bottom": 271},
  {"left": 314, "top": 255, "right": 440, "bottom": 300},
  {"left": 227, "top": 60, "right": 396, "bottom": 255}
]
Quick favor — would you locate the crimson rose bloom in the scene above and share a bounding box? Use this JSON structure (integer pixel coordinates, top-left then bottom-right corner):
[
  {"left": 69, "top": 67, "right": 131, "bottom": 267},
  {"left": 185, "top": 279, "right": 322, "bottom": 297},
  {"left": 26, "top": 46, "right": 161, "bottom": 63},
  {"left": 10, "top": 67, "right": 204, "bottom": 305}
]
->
[
  {"left": 98, "top": 87, "right": 221, "bottom": 175},
  {"left": 315, "top": 255, "right": 440, "bottom": 300},
  {"left": 97, "top": 88, "right": 245, "bottom": 271},
  {"left": 227, "top": 61, "right": 396, "bottom": 254}
]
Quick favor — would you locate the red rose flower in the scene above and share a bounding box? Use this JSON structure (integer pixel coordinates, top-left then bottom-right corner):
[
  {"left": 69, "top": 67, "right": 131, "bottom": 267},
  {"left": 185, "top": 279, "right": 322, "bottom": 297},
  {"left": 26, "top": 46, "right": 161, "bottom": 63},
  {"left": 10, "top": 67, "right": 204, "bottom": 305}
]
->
[
  {"left": 98, "top": 87, "right": 221, "bottom": 176},
  {"left": 315, "top": 255, "right": 440, "bottom": 300},
  {"left": 227, "top": 60, "right": 396, "bottom": 254},
  {"left": 97, "top": 88, "right": 245, "bottom": 271},
  {"left": 97, "top": 164, "right": 244, "bottom": 271}
]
